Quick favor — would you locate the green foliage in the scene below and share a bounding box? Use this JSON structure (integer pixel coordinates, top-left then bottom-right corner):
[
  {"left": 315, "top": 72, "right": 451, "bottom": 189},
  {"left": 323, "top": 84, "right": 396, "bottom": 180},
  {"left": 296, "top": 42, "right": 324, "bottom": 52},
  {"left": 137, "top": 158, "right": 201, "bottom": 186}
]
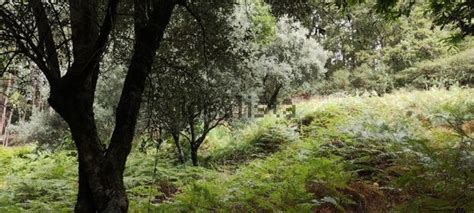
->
[
  {"left": 307, "top": 3, "right": 467, "bottom": 96},
  {"left": 0, "top": 146, "right": 218, "bottom": 212},
  {"left": 427, "top": 0, "right": 473, "bottom": 37},
  {"left": 0, "top": 146, "right": 77, "bottom": 212},
  {"left": 1, "top": 88, "right": 473, "bottom": 212},
  {"left": 8, "top": 110, "right": 72, "bottom": 150},
  {"left": 164, "top": 145, "right": 351, "bottom": 212},
  {"left": 249, "top": 0, "right": 276, "bottom": 45},
  {"left": 205, "top": 115, "right": 298, "bottom": 166},
  {"left": 308, "top": 88, "right": 474, "bottom": 211},
  {"left": 396, "top": 48, "right": 474, "bottom": 89},
  {"left": 313, "top": 64, "right": 394, "bottom": 95},
  {"left": 252, "top": 16, "right": 328, "bottom": 105}
]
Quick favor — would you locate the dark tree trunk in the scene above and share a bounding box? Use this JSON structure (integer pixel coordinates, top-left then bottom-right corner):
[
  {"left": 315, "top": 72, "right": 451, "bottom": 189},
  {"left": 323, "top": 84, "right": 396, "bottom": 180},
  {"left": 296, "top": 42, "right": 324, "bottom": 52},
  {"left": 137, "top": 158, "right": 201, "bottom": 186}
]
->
[
  {"left": 49, "top": 88, "right": 128, "bottom": 212},
  {"left": 172, "top": 133, "right": 186, "bottom": 163},
  {"left": 191, "top": 146, "right": 198, "bottom": 166},
  {"left": 266, "top": 84, "right": 282, "bottom": 111},
  {"left": 75, "top": 161, "right": 98, "bottom": 212},
  {"left": 190, "top": 137, "right": 205, "bottom": 166}
]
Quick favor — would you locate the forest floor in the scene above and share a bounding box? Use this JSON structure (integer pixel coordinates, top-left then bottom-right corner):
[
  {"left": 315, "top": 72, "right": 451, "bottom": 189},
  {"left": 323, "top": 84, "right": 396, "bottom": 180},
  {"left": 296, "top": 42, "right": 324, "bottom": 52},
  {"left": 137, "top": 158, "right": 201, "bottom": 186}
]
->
[{"left": 1, "top": 87, "right": 473, "bottom": 212}]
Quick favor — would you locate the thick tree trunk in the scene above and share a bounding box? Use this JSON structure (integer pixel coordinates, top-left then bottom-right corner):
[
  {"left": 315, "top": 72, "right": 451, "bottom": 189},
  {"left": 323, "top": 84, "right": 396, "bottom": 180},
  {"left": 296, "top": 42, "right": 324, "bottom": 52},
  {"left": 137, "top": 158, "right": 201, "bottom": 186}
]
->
[
  {"left": 75, "top": 162, "right": 97, "bottom": 212},
  {"left": 50, "top": 89, "right": 129, "bottom": 212},
  {"left": 172, "top": 133, "right": 185, "bottom": 163}
]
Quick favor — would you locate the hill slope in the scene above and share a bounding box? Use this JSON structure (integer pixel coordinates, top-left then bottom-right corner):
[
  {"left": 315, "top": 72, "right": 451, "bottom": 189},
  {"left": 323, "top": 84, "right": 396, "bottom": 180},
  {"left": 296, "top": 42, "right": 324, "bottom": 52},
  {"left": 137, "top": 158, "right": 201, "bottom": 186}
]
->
[{"left": 1, "top": 88, "right": 473, "bottom": 212}]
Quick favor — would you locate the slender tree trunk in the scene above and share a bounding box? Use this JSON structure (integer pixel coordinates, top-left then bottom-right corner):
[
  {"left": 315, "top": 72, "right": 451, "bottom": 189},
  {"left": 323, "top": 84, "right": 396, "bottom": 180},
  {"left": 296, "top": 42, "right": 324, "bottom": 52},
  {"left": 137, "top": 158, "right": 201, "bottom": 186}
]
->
[
  {"left": 2, "top": 108, "right": 13, "bottom": 146},
  {"left": 190, "top": 137, "right": 205, "bottom": 166},
  {"left": 0, "top": 77, "right": 11, "bottom": 136},
  {"left": 191, "top": 146, "right": 198, "bottom": 166},
  {"left": 172, "top": 133, "right": 185, "bottom": 163},
  {"left": 267, "top": 85, "right": 282, "bottom": 111}
]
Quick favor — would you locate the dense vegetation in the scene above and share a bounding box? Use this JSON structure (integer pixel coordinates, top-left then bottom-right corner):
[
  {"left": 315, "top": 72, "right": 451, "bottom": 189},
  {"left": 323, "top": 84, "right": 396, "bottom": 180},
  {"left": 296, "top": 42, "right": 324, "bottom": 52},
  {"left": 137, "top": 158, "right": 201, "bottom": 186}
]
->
[
  {"left": 0, "top": 0, "right": 473, "bottom": 211},
  {"left": 1, "top": 88, "right": 473, "bottom": 212}
]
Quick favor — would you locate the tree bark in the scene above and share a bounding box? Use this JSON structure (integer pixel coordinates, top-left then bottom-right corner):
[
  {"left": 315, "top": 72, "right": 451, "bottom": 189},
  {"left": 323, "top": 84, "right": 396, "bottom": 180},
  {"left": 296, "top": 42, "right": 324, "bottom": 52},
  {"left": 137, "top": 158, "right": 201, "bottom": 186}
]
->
[
  {"left": 172, "top": 133, "right": 185, "bottom": 163},
  {"left": 2, "top": 108, "right": 13, "bottom": 146},
  {"left": 0, "top": 77, "right": 11, "bottom": 136},
  {"left": 190, "top": 137, "right": 205, "bottom": 166},
  {"left": 50, "top": 88, "right": 128, "bottom": 212},
  {"left": 75, "top": 161, "right": 97, "bottom": 212},
  {"left": 266, "top": 84, "right": 282, "bottom": 111},
  {"left": 191, "top": 146, "right": 198, "bottom": 166}
]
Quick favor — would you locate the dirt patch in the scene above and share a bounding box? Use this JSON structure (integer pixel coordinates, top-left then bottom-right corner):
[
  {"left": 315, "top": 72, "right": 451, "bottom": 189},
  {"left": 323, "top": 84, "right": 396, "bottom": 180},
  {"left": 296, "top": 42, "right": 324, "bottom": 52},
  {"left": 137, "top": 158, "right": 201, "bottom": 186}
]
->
[
  {"left": 462, "top": 120, "right": 474, "bottom": 134},
  {"left": 308, "top": 181, "right": 393, "bottom": 213},
  {"left": 154, "top": 180, "right": 180, "bottom": 203},
  {"left": 345, "top": 182, "right": 388, "bottom": 212}
]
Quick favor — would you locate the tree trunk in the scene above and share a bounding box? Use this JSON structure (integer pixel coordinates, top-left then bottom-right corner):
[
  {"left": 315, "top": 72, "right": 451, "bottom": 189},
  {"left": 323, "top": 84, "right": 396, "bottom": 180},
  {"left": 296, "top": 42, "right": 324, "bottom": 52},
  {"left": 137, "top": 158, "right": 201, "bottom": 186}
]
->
[
  {"left": 75, "top": 161, "right": 98, "bottom": 212},
  {"left": 172, "top": 133, "right": 185, "bottom": 163},
  {"left": 2, "top": 108, "right": 13, "bottom": 147},
  {"left": 190, "top": 136, "right": 205, "bottom": 166},
  {"left": 191, "top": 146, "right": 198, "bottom": 166},
  {"left": 61, "top": 1, "right": 175, "bottom": 211},
  {"left": 267, "top": 84, "right": 282, "bottom": 111},
  {"left": 50, "top": 89, "right": 129, "bottom": 212},
  {"left": 0, "top": 77, "right": 11, "bottom": 136}
]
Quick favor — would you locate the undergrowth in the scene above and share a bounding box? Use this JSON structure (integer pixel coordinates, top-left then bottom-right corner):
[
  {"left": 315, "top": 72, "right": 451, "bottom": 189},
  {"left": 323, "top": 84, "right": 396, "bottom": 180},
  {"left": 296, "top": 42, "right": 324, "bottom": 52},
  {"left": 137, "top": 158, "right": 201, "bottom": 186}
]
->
[{"left": 1, "top": 87, "right": 473, "bottom": 212}]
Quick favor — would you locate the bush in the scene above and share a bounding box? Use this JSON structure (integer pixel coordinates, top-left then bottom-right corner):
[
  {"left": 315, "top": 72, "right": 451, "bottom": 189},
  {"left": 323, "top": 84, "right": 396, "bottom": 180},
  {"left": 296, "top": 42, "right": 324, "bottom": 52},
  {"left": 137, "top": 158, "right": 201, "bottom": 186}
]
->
[
  {"left": 350, "top": 64, "right": 394, "bottom": 94},
  {"left": 8, "top": 110, "right": 72, "bottom": 149},
  {"left": 396, "top": 48, "right": 474, "bottom": 89},
  {"left": 312, "top": 64, "right": 394, "bottom": 96}
]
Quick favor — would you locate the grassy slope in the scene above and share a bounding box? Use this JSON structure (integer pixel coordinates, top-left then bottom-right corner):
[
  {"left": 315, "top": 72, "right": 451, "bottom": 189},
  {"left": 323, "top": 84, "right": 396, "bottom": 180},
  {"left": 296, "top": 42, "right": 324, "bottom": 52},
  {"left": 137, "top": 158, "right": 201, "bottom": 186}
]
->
[{"left": 0, "top": 88, "right": 473, "bottom": 212}]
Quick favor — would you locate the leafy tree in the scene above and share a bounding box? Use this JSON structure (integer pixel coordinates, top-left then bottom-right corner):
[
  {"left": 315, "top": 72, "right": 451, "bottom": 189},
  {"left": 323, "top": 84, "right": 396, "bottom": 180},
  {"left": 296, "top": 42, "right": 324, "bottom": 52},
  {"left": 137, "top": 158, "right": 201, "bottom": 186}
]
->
[
  {"left": 146, "top": 2, "right": 250, "bottom": 166},
  {"left": 253, "top": 17, "right": 328, "bottom": 109},
  {"left": 265, "top": 0, "right": 474, "bottom": 37}
]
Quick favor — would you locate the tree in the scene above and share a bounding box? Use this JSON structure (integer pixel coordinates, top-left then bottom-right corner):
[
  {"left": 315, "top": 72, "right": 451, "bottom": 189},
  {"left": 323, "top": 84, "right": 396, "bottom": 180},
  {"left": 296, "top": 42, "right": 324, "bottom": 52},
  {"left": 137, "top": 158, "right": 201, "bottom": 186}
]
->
[
  {"left": 264, "top": 0, "right": 473, "bottom": 37},
  {"left": 149, "top": 64, "right": 240, "bottom": 166},
  {"left": 146, "top": 2, "right": 249, "bottom": 166},
  {"left": 253, "top": 17, "right": 328, "bottom": 109},
  {"left": 1, "top": 0, "right": 177, "bottom": 211}
]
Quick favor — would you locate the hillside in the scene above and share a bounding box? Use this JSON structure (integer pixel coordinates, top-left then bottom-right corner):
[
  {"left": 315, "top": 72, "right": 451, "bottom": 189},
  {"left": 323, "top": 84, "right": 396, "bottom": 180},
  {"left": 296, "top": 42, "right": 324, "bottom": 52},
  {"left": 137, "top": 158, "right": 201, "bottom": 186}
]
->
[{"left": 1, "top": 88, "right": 473, "bottom": 212}]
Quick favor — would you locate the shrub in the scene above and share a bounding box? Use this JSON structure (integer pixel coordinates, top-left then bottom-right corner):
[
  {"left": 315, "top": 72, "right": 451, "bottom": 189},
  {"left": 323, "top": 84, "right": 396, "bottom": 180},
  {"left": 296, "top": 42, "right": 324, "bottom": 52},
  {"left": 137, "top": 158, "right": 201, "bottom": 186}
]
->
[
  {"left": 8, "top": 110, "right": 72, "bottom": 149},
  {"left": 396, "top": 48, "right": 474, "bottom": 89}
]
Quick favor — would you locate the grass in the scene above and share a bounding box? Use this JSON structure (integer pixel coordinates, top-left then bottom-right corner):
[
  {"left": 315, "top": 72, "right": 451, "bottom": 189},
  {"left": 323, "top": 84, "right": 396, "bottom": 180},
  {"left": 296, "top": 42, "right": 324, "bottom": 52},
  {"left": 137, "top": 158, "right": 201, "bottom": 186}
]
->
[{"left": 1, "top": 87, "right": 473, "bottom": 212}]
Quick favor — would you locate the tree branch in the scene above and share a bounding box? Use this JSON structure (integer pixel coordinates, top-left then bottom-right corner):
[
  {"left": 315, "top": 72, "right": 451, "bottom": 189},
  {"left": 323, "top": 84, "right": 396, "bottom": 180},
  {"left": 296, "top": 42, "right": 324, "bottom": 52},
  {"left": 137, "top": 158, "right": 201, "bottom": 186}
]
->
[
  {"left": 106, "top": 0, "right": 177, "bottom": 173},
  {"left": 30, "top": 0, "right": 61, "bottom": 83}
]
